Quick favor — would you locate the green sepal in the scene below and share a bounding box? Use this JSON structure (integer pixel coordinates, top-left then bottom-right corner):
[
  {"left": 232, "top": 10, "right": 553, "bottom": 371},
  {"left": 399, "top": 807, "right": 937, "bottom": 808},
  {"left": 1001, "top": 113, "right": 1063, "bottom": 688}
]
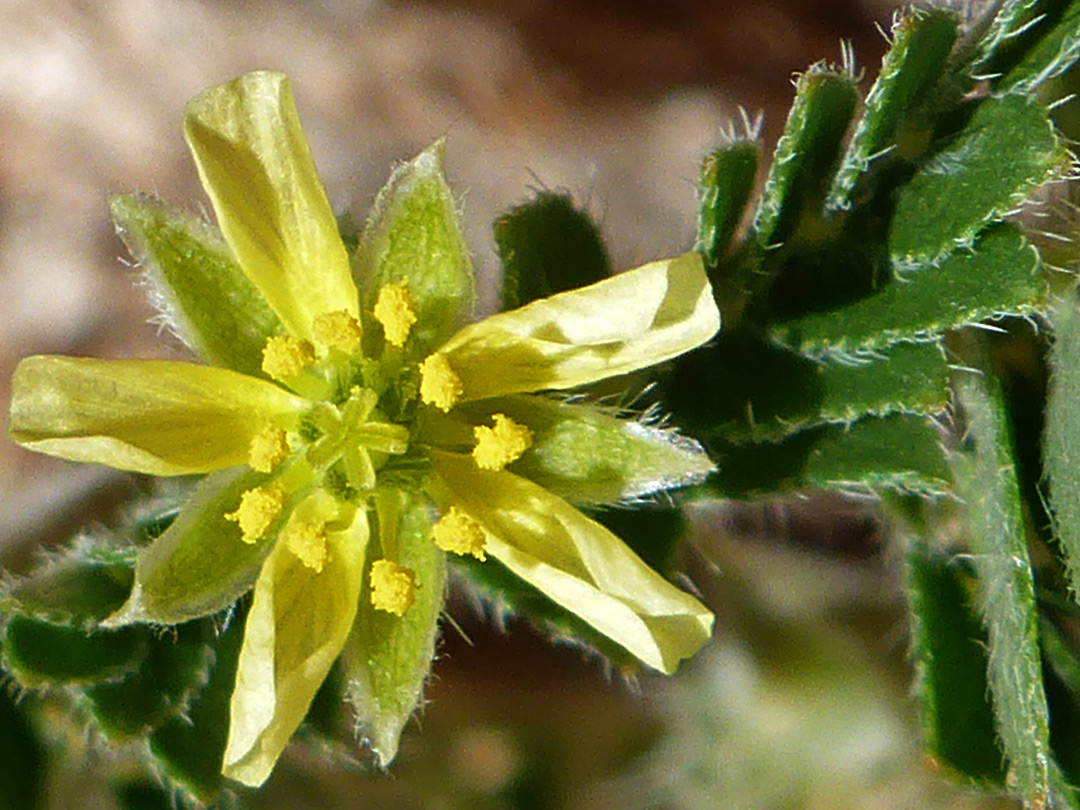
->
[
  {"left": 709, "top": 413, "right": 951, "bottom": 497},
  {"left": 974, "top": 0, "right": 1070, "bottom": 87},
  {"left": 426, "top": 394, "right": 713, "bottom": 506},
  {"left": 496, "top": 191, "right": 610, "bottom": 310},
  {"left": 343, "top": 489, "right": 444, "bottom": 767},
  {"left": 889, "top": 94, "right": 1068, "bottom": 266},
  {"left": 696, "top": 140, "right": 758, "bottom": 268},
  {"left": 84, "top": 620, "right": 216, "bottom": 739},
  {"left": 953, "top": 338, "right": 1053, "bottom": 806},
  {"left": 752, "top": 65, "right": 858, "bottom": 249},
  {"left": 663, "top": 334, "right": 949, "bottom": 444},
  {"left": 148, "top": 608, "right": 247, "bottom": 804},
  {"left": 1, "top": 540, "right": 135, "bottom": 629},
  {"left": 827, "top": 7, "right": 959, "bottom": 212},
  {"left": 774, "top": 224, "right": 1045, "bottom": 355},
  {"left": 1, "top": 615, "right": 148, "bottom": 688},
  {"left": 107, "top": 467, "right": 278, "bottom": 627},
  {"left": 111, "top": 193, "right": 282, "bottom": 377},
  {"left": 355, "top": 141, "right": 475, "bottom": 357},
  {"left": 0, "top": 679, "right": 45, "bottom": 810},
  {"left": 901, "top": 525, "right": 1004, "bottom": 784},
  {"left": 997, "top": 0, "right": 1080, "bottom": 91}
]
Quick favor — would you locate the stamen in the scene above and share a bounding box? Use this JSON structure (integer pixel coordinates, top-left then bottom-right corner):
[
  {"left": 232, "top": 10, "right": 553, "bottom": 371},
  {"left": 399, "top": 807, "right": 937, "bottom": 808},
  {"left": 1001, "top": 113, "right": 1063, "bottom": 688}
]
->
[
  {"left": 473, "top": 413, "right": 533, "bottom": 471},
  {"left": 313, "top": 310, "right": 363, "bottom": 355},
  {"left": 225, "top": 485, "right": 286, "bottom": 544},
  {"left": 261, "top": 335, "right": 316, "bottom": 381},
  {"left": 373, "top": 281, "right": 418, "bottom": 347},
  {"left": 369, "top": 560, "right": 418, "bottom": 615},
  {"left": 419, "top": 353, "right": 463, "bottom": 412},
  {"left": 432, "top": 506, "right": 487, "bottom": 560},
  {"left": 248, "top": 423, "right": 290, "bottom": 473},
  {"left": 281, "top": 515, "right": 328, "bottom": 573}
]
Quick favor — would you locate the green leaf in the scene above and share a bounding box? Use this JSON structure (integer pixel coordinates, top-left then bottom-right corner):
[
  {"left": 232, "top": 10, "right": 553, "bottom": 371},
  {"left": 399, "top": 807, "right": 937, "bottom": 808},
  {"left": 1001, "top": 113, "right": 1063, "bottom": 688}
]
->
[
  {"left": 1044, "top": 294, "right": 1080, "bottom": 606},
  {"left": 801, "top": 412, "right": 951, "bottom": 494},
  {"left": 149, "top": 608, "right": 247, "bottom": 803},
  {"left": 0, "top": 680, "right": 45, "bottom": 810},
  {"left": 663, "top": 335, "right": 949, "bottom": 444},
  {"left": 2, "top": 542, "right": 134, "bottom": 629},
  {"left": 111, "top": 194, "right": 282, "bottom": 377},
  {"left": 429, "top": 394, "right": 714, "bottom": 506},
  {"left": 954, "top": 340, "right": 1052, "bottom": 806},
  {"left": 2, "top": 615, "right": 147, "bottom": 688},
  {"left": 495, "top": 191, "right": 610, "bottom": 309},
  {"left": 827, "top": 8, "right": 959, "bottom": 212},
  {"left": 355, "top": 141, "right": 476, "bottom": 357},
  {"left": 752, "top": 65, "right": 858, "bottom": 249},
  {"left": 108, "top": 467, "right": 277, "bottom": 626},
  {"left": 888, "top": 94, "right": 1068, "bottom": 266},
  {"left": 696, "top": 140, "right": 758, "bottom": 268},
  {"left": 998, "top": 0, "right": 1080, "bottom": 91},
  {"left": 343, "top": 489, "right": 444, "bottom": 767},
  {"left": 774, "top": 224, "right": 1045, "bottom": 355},
  {"left": 84, "top": 621, "right": 216, "bottom": 738},
  {"left": 903, "top": 529, "right": 1004, "bottom": 783}
]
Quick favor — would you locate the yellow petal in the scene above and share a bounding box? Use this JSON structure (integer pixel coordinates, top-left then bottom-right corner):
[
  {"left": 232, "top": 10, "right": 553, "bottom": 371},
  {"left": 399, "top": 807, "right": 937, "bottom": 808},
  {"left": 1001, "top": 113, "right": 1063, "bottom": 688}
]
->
[
  {"left": 184, "top": 71, "right": 358, "bottom": 340},
  {"left": 9, "top": 356, "right": 306, "bottom": 475},
  {"left": 428, "top": 451, "right": 713, "bottom": 674},
  {"left": 223, "top": 506, "right": 369, "bottom": 787},
  {"left": 433, "top": 252, "right": 719, "bottom": 401}
]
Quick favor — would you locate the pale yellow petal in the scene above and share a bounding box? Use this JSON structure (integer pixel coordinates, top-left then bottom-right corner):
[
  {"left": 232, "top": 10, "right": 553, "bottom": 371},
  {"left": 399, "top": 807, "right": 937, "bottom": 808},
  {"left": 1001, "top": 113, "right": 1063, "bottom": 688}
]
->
[
  {"left": 223, "top": 506, "right": 369, "bottom": 787},
  {"left": 184, "top": 71, "right": 358, "bottom": 340},
  {"left": 428, "top": 451, "right": 713, "bottom": 673},
  {"left": 10, "top": 356, "right": 306, "bottom": 475},
  {"left": 433, "top": 252, "right": 719, "bottom": 400}
]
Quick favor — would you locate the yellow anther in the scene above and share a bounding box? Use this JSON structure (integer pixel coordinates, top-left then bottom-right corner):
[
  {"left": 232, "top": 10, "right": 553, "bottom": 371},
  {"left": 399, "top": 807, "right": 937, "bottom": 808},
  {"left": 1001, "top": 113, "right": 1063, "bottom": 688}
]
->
[
  {"left": 248, "top": 423, "right": 290, "bottom": 473},
  {"left": 225, "top": 485, "right": 286, "bottom": 544},
  {"left": 473, "top": 413, "right": 533, "bottom": 471},
  {"left": 419, "top": 353, "right": 463, "bottom": 412},
  {"left": 432, "top": 506, "right": 487, "bottom": 561},
  {"left": 281, "top": 515, "right": 328, "bottom": 573},
  {"left": 313, "top": 310, "right": 363, "bottom": 355},
  {"left": 261, "top": 335, "right": 316, "bottom": 381},
  {"left": 373, "top": 281, "right": 418, "bottom": 347},
  {"left": 369, "top": 560, "right": 417, "bottom": 616}
]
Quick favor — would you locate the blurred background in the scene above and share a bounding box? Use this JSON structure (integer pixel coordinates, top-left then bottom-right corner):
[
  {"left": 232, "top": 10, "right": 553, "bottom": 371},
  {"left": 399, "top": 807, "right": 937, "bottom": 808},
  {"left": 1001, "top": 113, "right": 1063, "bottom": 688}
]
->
[{"left": 0, "top": 1, "right": 1019, "bottom": 808}]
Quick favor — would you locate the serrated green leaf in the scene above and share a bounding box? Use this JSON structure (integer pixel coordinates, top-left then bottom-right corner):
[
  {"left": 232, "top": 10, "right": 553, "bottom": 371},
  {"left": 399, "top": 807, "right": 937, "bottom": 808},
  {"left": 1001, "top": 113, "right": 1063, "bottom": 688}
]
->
[
  {"left": 111, "top": 194, "right": 282, "bottom": 377},
  {"left": 0, "top": 679, "right": 45, "bottom": 810},
  {"left": 774, "top": 224, "right": 1044, "bottom": 355},
  {"left": 1045, "top": 294, "right": 1080, "bottom": 609},
  {"left": 343, "top": 489, "right": 443, "bottom": 767},
  {"left": 355, "top": 141, "right": 475, "bottom": 357},
  {"left": 802, "top": 412, "right": 951, "bottom": 494},
  {"left": 2, "top": 548, "right": 134, "bottom": 629},
  {"left": 149, "top": 609, "right": 246, "bottom": 803},
  {"left": 696, "top": 140, "right": 758, "bottom": 268},
  {"left": 753, "top": 66, "right": 858, "bottom": 249},
  {"left": 2, "top": 615, "right": 148, "bottom": 688},
  {"left": 108, "top": 467, "right": 277, "bottom": 627},
  {"left": 85, "top": 621, "right": 215, "bottom": 739},
  {"left": 889, "top": 94, "right": 1067, "bottom": 265},
  {"left": 827, "top": 8, "right": 959, "bottom": 212},
  {"left": 903, "top": 533, "right": 1004, "bottom": 783},
  {"left": 496, "top": 191, "right": 610, "bottom": 309},
  {"left": 663, "top": 335, "right": 949, "bottom": 444},
  {"left": 999, "top": 0, "right": 1080, "bottom": 90},
  {"left": 954, "top": 341, "right": 1052, "bottom": 806}
]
